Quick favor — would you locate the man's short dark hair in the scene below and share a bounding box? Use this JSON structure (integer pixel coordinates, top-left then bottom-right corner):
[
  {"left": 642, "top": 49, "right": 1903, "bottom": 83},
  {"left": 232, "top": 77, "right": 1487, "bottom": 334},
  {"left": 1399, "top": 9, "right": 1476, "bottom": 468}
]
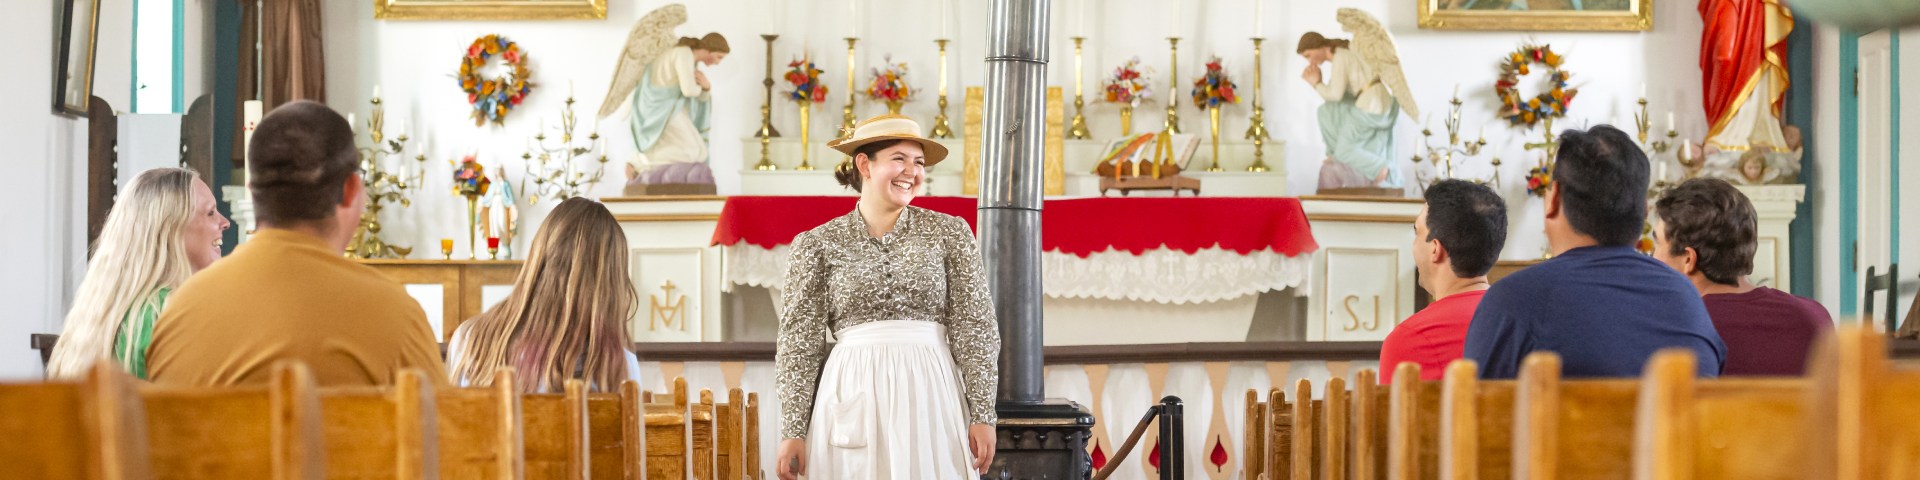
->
[
  {"left": 248, "top": 100, "right": 359, "bottom": 226},
  {"left": 1552, "top": 125, "right": 1650, "bottom": 246},
  {"left": 1655, "top": 178, "right": 1757, "bottom": 285},
  {"left": 1424, "top": 179, "right": 1508, "bottom": 278}
]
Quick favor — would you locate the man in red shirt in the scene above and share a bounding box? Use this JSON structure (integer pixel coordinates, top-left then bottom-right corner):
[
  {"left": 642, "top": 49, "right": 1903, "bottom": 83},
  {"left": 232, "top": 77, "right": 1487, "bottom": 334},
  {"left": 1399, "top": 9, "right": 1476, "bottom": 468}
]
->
[
  {"left": 1652, "top": 178, "right": 1831, "bottom": 376},
  {"left": 1380, "top": 179, "right": 1507, "bottom": 383}
]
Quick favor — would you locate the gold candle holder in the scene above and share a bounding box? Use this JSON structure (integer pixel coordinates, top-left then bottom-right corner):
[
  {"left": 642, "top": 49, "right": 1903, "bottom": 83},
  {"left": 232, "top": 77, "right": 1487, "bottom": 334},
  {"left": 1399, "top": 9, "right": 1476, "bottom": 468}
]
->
[
  {"left": 842, "top": 37, "right": 859, "bottom": 136},
  {"left": 1068, "top": 37, "right": 1091, "bottom": 140},
  {"left": 1245, "top": 37, "right": 1272, "bottom": 173},
  {"left": 754, "top": 34, "right": 781, "bottom": 171},
  {"left": 1634, "top": 97, "right": 1651, "bottom": 144},
  {"left": 797, "top": 102, "right": 815, "bottom": 170},
  {"left": 930, "top": 39, "right": 954, "bottom": 138},
  {"left": 1206, "top": 106, "right": 1223, "bottom": 172},
  {"left": 1120, "top": 106, "right": 1134, "bottom": 137},
  {"left": 1164, "top": 37, "right": 1183, "bottom": 135}
]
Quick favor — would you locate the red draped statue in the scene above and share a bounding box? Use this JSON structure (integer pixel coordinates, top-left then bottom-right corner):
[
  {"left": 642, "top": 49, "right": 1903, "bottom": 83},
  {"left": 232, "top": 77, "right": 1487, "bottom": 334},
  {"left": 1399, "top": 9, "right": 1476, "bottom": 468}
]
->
[{"left": 1699, "top": 0, "right": 1794, "bottom": 149}]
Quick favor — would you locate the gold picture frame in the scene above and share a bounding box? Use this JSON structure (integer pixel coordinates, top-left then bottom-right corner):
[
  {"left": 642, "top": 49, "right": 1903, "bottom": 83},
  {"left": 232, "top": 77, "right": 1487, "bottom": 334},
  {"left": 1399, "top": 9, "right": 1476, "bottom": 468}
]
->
[
  {"left": 1418, "top": 0, "right": 1652, "bottom": 31},
  {"left": 373, "top": 0, "right": 607, "bottom": 20}
]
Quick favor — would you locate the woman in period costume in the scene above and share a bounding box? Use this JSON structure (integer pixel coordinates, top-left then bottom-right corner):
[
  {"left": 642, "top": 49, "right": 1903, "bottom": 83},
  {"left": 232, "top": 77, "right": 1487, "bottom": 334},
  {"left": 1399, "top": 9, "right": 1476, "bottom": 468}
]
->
[
  {"left": 1298, "top": 9, "right": 1421, "bottom": 192},
  {"left": 774, "top": 115, "right": 999, "bottom": 479},
  {"left": 446, "top": 197, "right": 642, "bottom": 392},
  {"left": 47, "top": 168, "right": 230, "bottom": 379}
]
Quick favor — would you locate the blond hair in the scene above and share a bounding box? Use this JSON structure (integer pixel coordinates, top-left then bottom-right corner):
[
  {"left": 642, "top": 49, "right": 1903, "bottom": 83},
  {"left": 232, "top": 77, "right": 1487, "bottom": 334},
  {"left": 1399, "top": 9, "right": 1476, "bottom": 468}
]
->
[
  {"left": 47, "top": 168, "right": 201, "bottom": 379},
  {"left": 449, "top": 197, "right": 638, "bottom": 392}
]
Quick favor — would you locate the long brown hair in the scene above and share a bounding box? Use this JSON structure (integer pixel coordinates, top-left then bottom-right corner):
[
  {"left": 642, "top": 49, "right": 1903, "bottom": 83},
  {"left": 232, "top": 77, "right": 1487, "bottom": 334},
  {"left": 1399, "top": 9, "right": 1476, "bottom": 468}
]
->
[
  {"left": 449, "top": 197, "right": 638, "bottom": 392},
  {"left": 47, "top": 168, "right": 200, "bottom": 379},
  {"left": 1296, "top": 32, "right": 1350, "bottom": 53}
]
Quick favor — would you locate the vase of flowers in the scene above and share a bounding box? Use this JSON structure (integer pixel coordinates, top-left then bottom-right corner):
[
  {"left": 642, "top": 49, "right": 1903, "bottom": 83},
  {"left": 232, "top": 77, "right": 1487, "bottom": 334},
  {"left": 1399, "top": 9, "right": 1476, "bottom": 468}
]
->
[
  {"left": 866, "top": 55, "right": 912, "bottom": 115},
  {"left": 453, "top": 155, "right": 491, "bottom": 259},
  {"left": 1190, "top": 57, "right": 1240, "bottom": 172},
  {"left": 1102, "top": 57, "right": 1153, "bottom": 136},
  {"left": 786, "top": 57, "right": 828, "bottom": 170}
]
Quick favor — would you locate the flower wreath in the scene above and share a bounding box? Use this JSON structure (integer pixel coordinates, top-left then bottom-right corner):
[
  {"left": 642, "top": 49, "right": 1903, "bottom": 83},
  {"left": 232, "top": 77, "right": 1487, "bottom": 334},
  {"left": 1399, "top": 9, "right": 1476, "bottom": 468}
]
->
[
  {"left": 1495, "top": 43, "right": 1576, "bottom": 129},
  {"left": 459, "top": 34, "right": 533, "bottom": 127}
]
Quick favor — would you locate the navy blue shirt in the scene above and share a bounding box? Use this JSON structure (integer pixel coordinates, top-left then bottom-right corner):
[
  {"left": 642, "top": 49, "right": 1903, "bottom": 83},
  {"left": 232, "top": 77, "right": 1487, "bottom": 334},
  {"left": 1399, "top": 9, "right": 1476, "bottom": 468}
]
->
[{"left": 1464, "top": 246, "right": 1726, "bottom": 378}]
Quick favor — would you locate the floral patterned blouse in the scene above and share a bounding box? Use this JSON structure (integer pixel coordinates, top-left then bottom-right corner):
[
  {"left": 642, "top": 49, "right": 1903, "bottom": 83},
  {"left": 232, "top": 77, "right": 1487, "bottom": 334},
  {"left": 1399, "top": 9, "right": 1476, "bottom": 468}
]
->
[{"left": 775, "top": 205, "right": 1000, "bottom": 439}]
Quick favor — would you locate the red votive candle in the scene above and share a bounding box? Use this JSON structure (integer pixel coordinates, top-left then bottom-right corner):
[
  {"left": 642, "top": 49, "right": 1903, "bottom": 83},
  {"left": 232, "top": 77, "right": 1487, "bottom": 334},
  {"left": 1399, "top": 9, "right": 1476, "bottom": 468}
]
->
[{"left": 486, "top": 237, "right": 500, "bottom": 249}]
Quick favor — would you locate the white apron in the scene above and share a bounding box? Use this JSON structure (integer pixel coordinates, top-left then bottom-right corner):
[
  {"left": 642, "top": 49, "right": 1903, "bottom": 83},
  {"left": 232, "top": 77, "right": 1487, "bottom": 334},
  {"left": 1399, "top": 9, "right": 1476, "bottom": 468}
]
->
[{"left": 805, "top": 320, "right": 978, "bottom": 479}]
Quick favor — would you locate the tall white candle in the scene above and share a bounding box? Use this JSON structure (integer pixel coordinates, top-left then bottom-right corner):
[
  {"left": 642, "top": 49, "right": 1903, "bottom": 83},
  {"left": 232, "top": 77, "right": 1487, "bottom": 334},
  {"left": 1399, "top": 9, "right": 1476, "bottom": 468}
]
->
[
  {"left": 1253, "top": 0, "right": 1263, "bottom": 36},
  {"left": 940, "top": 0, "right": 950, "bottom": 38},
  {"left": 769, "top": 0, "right": 783, "bottom": 32},
  {"left": 373, "top": 84, "right": 381, "bottom": 99},
  {"left": 1453, "top": 83, "right": 1460, "bottom": 100},
  {"left": 1640, "top": 83, "right": 1648, "bottom": 100},
  {"left": 1168, "top": 0, "right": 1179, "bottom": 37},
  {"left": 1079, "top": 0, "right": 1089, "bottom": 37},
  {"left": 849, "top": 0, "right": 858, "bottom": 37},
  {"left": 1667, "top": 112, "right": 1676, "bottom": 131},
  {"left": 347, "top": 113, "right": 357, "bottom": 133}
]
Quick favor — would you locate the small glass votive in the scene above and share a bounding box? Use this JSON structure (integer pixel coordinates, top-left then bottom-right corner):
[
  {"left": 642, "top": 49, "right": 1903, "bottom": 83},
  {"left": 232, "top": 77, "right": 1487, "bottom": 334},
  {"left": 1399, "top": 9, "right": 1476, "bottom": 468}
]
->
[
  {"left": 486, "top": 237, "right": 501, "bottom": 260},
  {"left": 439, "top": 238, "right": 454, "bottom": 260}
]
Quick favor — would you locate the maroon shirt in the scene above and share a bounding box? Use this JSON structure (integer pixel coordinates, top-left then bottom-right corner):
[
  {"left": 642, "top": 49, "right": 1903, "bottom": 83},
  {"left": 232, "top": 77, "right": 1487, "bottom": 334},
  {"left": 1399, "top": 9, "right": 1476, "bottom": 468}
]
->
[{"left": 1703, "top": 287, "right": 1833, "bottom": 376}]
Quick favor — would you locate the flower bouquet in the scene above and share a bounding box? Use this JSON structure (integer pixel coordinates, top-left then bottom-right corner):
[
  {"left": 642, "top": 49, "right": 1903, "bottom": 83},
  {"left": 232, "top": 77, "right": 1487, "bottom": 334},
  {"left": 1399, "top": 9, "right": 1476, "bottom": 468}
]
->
[
  {"left": 1101, "top": 57, "right": 1153, "bottom": 136},
  {"left": 866, "top": 55, "right": 912, "bottom": 114},
  {"left": 1190, "top": 57, "right": 1240, "bottom": 171},
  {"left": 785, "top": 57, "right": 829, "bottom": 170}
]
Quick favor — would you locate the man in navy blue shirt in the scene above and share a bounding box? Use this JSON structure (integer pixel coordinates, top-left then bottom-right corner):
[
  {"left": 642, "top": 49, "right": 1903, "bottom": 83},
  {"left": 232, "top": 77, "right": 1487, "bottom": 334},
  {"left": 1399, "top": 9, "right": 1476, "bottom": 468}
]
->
[{"left": 1463, "top": 125, "right": 1726, "bottom": 378}]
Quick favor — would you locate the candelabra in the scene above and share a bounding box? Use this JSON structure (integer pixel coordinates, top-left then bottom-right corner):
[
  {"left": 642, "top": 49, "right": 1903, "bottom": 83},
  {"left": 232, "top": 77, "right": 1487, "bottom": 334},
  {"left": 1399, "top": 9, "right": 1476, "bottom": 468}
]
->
[
  {"left": 1412, "top": 95, "right": 1495, "bottom": 187},
  {"left": 930, "top": 39, "right": 954, "bottom": 138},
  {"left": 1164, "top": 37, "right": 1183, "bottom": 135},
  {"left": 1633, "top": 97, "right": 1683, "bottom": 195},
  {"left": 1244, "top": 37, "right": 1273, "bottom": 172},
  {"left": 520, "top": 95, "right": 608, "bottom": 203},
  {"left": 754, "top": 34, "right": 781, "bottom": 171},
  {"left": 346, "top": 94, "right": 423, "bottom": 259},
  {"left": 1068, "top": 37, "right": 1091, "bottom": 140},
  {"left": 842, "top": 37, "right": 859, "bottom": 136}
]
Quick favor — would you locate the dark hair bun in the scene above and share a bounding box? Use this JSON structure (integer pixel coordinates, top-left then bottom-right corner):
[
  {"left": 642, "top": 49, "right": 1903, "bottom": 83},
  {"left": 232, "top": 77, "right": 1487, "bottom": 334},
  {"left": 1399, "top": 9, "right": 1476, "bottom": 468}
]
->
[{"left": 833, "top": 160, "right": 861, "bottom": 192}]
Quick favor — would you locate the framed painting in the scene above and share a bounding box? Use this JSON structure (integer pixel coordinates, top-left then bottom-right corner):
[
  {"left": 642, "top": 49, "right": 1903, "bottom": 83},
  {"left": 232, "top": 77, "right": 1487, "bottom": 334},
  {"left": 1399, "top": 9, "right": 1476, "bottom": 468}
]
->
[
  {"left": 1418, "top": 0, "right": 1653, "bottom": 31},
  {"left": 54, "top": 0, "right": 100, "bottom": 116},
  {"left": 373, "top": 0, "right": 608, "bottom": 20}
]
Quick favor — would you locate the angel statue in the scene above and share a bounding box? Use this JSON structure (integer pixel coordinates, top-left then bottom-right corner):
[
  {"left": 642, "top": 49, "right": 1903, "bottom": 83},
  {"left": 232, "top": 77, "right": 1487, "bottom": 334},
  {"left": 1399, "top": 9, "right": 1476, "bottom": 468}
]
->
[
  {"left": 1298, "top": 8, "right": 1421, "bottom": 194},
  {"left": 596, "top": 4, "right": 730, "bottom": 196}
]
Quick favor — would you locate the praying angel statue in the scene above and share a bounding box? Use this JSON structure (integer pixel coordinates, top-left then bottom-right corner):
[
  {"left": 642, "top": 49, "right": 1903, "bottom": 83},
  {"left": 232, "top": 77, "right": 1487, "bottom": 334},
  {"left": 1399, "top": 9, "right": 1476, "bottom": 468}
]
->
[
  {"left": 1298, "top": 8, "right": 1421, "bottom": 194},
  {"left": 596, "top": 3, "right": 730, "bottom": 195}
]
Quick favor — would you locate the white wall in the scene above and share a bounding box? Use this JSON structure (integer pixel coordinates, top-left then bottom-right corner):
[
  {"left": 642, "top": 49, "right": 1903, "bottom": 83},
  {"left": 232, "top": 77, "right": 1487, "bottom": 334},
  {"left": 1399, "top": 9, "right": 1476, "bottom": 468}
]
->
[
  {"left": 1900, "top": 28, "right": 1919, "bottom": 319},
  {"left": 325, "top": 0, "right": 1708, "bottom": 260},
  {"left": 1, "top": 0, "right": 91, "bottom": 380}
]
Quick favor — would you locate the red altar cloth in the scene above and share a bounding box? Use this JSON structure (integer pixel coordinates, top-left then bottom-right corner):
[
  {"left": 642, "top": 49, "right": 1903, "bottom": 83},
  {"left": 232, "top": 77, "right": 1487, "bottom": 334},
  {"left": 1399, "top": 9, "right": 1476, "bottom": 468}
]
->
[{"left": 710, "top": 196, "right": 1319, "bottom": 258}]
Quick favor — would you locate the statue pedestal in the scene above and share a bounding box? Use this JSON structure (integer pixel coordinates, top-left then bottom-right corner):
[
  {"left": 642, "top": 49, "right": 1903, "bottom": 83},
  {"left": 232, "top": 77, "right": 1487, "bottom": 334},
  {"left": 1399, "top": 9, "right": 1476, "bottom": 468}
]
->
[{"left": 1734, "top": 184, "right": 1807, "bottom": 291}]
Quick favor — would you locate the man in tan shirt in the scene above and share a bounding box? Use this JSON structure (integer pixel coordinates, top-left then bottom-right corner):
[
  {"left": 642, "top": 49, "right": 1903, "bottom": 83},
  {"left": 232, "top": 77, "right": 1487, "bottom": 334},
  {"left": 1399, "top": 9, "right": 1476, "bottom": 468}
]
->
[{"left": 148, "top": 101, "right": 445, "bottom": 386}]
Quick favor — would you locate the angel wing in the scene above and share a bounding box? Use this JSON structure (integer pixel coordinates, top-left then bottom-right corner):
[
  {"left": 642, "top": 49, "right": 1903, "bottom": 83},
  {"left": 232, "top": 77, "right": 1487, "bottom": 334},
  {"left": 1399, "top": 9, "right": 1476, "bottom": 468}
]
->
[
  {"left": 596, "top": 4, "right": 689, "bottom": 119},
  {"left": 1337, "top": 8, "right": 1420, "bottom": 121}
]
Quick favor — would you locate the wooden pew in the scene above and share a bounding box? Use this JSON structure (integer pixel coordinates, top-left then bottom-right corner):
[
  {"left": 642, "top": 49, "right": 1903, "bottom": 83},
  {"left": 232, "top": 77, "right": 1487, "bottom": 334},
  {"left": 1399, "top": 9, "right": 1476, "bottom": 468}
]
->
[
  {"left": 1438, "top": 360, "right": 1517, "bottom": 480},
  {"left": 1512, "top": 353, "right": 1641, "bottom": 480},
  {"left": 691, "top": 389, "right": 717, "bottom": 480},
  {"left": 1632, "top": 350, "right": 1808, "bottom": 480},
  {"left": 0, "top": 362, "right": 149, "bottom": 479},
  {"left": 316, "top": 369, "right": 438, "bottom": 479},
  {"left": 717, "top": 389, "right": 753, "bottom": 480},
  {"left": 436, "top": 369, "right": 523, "bottom": 479},
  {"left": 1807, "top": 327, "right": 1920, "bottom": 479},
  {"left": 582, "top": 382, "right": 645, "bottom": 480},
  {"left": 143, "top": 362, "right": 325, "bottom": 479},
  {"left": 1246, "top": 389, "right": 1270, "bottom": 480},
  {"left": 1387, "top": 363, "right": 1443, "bottom": 480},
  {"left": 522, "top": 379, "right": 590, "bottom": 479},
  {"left": 1356, "top": 370, "right": 1388, "bottom": 480}
]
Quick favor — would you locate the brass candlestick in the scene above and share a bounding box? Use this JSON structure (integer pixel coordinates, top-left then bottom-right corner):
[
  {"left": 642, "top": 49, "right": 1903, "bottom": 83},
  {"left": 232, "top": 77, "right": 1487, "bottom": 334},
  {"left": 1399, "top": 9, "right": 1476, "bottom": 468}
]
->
[
  {"left": 1206, "top": 106, "right": 1223, "bottom": 172},
  {"left": 930, "top": 39, "right": 954, "bottom": 138},
  {"left": 755, "top": 34, "right": 781, "bottom": 171},
  {"left": 1412, "top": 94, "right": 1491, "bottom": 187},
  {"left": 1245, "top": 37, "right": 1272, "bottom": 172},
  {"left": 1164, "top": 37, "right": 1183, "bottom": 135},
  {"left": 842, "top": 37, "right": 859, "bottom": 136},
  {"left": 1068, "top": 37, "right": 1091, "bottom": 139},
  {"left": 797, "top": 102, "right": 815, "bottom": 170},
  {"left": 347, "top": 94, "right": 423, "bottom": 260},
  {"left": 521, "top": 95, "right": 609, "bottom": 203},
  {"left": 1634, "top": 97, "right": 1651, "bottom": 144}
]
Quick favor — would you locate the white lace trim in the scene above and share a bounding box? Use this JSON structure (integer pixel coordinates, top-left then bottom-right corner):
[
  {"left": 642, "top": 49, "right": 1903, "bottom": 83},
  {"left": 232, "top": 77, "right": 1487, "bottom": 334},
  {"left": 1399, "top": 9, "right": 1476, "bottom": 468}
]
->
[
  {"left": 1042, "top": 247, "right": 1310, "bottom": 304},
  {"left": 724, "top": 244, "right": 1310, "bottom": 304}
]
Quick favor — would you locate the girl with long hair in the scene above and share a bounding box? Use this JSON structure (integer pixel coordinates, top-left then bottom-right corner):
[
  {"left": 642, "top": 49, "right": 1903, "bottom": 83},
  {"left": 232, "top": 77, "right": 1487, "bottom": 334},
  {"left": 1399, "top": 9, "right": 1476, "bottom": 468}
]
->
[
  {"left": 47, "top": 167, "right": 230, "bottom": 379},
  {"left": 446, "top": 197, "right": 641, "bottom": 392}
]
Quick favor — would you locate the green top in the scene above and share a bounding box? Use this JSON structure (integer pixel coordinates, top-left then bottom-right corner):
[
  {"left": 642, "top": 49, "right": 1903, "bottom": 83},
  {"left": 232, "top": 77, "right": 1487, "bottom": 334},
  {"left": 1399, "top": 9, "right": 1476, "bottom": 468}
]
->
[{"left": 112, "top": 288, "right": 169, "bottom": 380}]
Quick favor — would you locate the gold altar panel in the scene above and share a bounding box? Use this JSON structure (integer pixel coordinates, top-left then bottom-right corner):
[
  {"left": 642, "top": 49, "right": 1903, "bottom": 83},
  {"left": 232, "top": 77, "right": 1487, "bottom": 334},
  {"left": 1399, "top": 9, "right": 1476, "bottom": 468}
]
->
[
  {"left": 373, "top": 0, "right": 607, "bottom": 20},
  {"left": 962, "top": 86, "right": 1066, "bottom": 196},
  {"left": 1417, "top": 0, "right": 1652, "bottom": 31}
]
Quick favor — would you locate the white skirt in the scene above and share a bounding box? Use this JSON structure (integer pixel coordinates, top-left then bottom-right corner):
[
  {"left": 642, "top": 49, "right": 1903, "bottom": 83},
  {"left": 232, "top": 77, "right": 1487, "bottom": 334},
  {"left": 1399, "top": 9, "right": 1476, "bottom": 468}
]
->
[{"left": 806, "top": 320, "right": 979, "bottom": 479}]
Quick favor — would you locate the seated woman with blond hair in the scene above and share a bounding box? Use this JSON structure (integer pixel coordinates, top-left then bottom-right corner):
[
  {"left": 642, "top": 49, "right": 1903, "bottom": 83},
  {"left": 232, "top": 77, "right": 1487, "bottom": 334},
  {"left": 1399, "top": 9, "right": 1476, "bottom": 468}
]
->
[
  {"left": 47, "top": 167, "right": 230, "bottom": 379},
  {"left": 446, "top": 197, "right": 642, "bottom": 391}
]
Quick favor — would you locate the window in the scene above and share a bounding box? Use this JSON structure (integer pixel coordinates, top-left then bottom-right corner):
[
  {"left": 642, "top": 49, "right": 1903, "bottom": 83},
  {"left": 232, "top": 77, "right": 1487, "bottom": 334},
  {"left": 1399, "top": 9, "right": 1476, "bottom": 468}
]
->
[{"left": 132, "top": 0, "right": 182, "bottom": 114}]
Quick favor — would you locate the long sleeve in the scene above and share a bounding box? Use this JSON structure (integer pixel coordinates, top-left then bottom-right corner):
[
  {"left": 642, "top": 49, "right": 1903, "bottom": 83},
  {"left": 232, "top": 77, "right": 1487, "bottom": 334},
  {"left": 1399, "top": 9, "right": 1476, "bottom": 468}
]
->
[
  {"left": 939, "top": 216, "right": 1000, "bottom": 425},
  {"left": 1312, "top": 54, "right": 1350, "bottom": 103},
  {"left": 775, "top": 232, "right": 832, "bottom": 439},
  {"left": 669, "top": 48, "right": 705, "bottom": 98}
]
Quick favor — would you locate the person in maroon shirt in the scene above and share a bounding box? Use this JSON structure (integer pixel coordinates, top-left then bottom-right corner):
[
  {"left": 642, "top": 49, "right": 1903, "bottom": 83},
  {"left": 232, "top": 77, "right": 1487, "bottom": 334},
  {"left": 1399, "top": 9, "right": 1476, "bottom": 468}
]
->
[
  {"left": 1653, "top": 178, "right": 1832, "bottom": 376},
  {"left": 1380, "top": 179, "right": 1508, "bottom": 383}
]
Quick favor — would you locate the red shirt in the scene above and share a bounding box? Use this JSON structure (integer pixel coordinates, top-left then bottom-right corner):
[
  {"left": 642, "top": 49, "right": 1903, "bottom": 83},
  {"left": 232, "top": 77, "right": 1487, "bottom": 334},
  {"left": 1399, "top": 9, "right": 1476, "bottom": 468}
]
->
[
  {"left": 1703, "top": 287, "right": 1833, "bottom": 376},
  {"left": 1379, "top": 290, "right": 1486, "bottom": 384}
]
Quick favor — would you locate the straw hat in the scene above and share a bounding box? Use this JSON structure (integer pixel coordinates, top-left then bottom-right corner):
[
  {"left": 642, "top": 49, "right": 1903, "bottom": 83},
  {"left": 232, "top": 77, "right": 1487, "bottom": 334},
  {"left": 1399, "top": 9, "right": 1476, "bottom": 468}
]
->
[{"left": 827, "top": 114, "right": 950, "bottom": 166}]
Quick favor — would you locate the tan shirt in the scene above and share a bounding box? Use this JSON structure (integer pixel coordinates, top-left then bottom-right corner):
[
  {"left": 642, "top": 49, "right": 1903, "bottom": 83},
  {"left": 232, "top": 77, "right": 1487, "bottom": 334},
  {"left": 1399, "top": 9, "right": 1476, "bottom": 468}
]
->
[{"left": 148, "top": 229, "right": 446, "bottom": 386}]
